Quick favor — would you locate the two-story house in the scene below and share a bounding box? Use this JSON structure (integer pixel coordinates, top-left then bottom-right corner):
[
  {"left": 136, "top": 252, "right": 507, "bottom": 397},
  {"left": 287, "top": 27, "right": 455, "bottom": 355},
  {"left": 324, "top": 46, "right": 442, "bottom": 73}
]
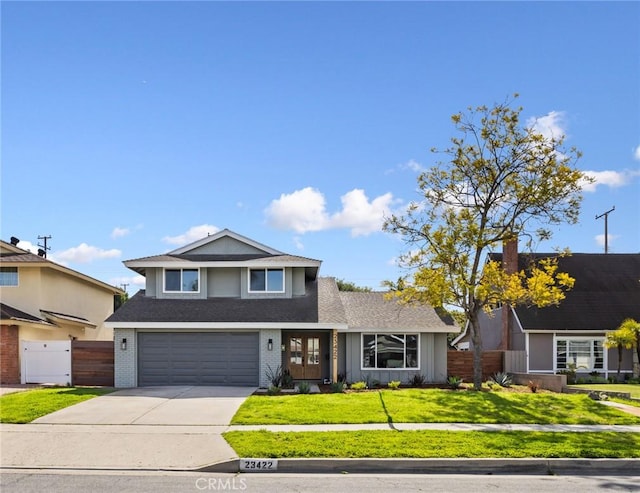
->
[
  {"left": 0, "top": 238, "right": 124, "bottom": 385},
  {"left": 106, "top": 229, "right": 454, "bottom": 388}
]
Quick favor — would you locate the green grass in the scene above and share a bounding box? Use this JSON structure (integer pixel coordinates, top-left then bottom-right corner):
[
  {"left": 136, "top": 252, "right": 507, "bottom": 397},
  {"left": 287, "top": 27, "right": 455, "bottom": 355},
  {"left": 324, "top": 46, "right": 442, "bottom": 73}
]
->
[
  {"left": 568, "top": 384, "right": 640, "bottom": 399},
  {"left": 224, "top": 430, "right": 640, "bottom": 459},
  {"left": 231, "top": 389, "right": 640, "bottom": 426},
  {"left": 0, "top": 387, "right": 114, "bottom": 423}
]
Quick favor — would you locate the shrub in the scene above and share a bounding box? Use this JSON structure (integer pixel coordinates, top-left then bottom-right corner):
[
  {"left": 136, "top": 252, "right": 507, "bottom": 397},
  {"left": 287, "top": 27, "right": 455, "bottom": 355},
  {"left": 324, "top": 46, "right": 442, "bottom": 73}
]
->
[
  {"left": 267, "top": 386, "right": 281, "bottom": 395},
  {"left": 528, "top": 380, "right": 540, "bottom": 393},
  {"left": 350, "top": 381, "right": 367, "bottom": 391},
  {"left": 447, "top": 376, "right": 464, "bottom": 390},
  {"left": 297, "top": 381, "right": 311, "bottom": 394},
  {"left": 490, "top": 372, "right": 513, "bottom": 388},
  {"left": 409, "top": 373, "right": 427, "bottom": 387},
  {"left": 330, "top": 381, "right": 346, "bottom": 393},
  {"left": 387, "top": 380, "right": 401, "bottom": 390},
  {"left": 282, "top": 369, "right": 294, "bottom": 389},
  {"left": 265, "top": 365, "right": 284, "bottom": 388}
]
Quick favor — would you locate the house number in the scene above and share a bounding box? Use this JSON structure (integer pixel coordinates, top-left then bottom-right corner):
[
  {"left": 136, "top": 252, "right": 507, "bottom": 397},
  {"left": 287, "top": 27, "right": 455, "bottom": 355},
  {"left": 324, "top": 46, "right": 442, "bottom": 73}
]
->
[{"left": 239, "top": 459, "right": 278, "bottom": 472}]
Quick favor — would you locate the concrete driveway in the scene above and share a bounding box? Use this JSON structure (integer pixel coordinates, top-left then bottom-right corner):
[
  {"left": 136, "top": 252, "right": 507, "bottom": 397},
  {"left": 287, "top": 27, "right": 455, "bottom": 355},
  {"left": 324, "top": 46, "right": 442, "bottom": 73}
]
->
[
  {"left": 33, "top": 386, "right": 255, "bottom": 425},
  {"left": 1, "top": 386, "right": 256, "bottom": 470}
]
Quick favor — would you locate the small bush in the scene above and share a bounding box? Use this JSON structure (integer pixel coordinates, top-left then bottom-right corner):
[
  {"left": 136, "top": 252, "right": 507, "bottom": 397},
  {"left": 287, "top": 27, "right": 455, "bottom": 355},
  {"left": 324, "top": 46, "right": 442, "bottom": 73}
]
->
[
  {"left": 267, "top": 386, "right": 281, "bottom": 395},
  {"left": 528, "top": 380, "right": 540, "bottom": 393},
  {"left": 409, "top": 373, "right": 427, "bottom": 387},
  {"left": 330, "top": 381, "right": 346, "bottom": 393},
  {"left": 297, "top": 381, "right": 311, "bottom": 394},
  {"left": 447, "top": 376, "right": 464, "bottom": 390},
  {"left": 265, "top": 365, "right": 284, "bottom": 388},
  {"left": 388, "top": 380, "right": 401, "bottom": 390},
  {"left": 350, "top": 381, "right": 367, "bottom": 391},
  {"left": 490, "top": 372, "right": 513, "bottom": 388}
]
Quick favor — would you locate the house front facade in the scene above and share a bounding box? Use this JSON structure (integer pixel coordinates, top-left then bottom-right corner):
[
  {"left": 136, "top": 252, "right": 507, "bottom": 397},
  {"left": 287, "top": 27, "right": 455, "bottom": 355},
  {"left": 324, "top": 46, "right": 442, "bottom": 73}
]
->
[
  {"left": 107, "top": 229, "right": 454, "bottom": 388},
  {"left": 453, "top": 251, "right": 640, "bottom": 378},
  {"left": 0, "top": 238, "right": 124, "bottom": 385}
]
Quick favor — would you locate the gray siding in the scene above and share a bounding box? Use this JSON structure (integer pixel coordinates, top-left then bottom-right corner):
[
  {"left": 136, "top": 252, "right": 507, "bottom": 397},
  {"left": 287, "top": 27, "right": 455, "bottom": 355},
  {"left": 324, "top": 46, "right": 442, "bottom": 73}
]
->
[
  {"left": 607, "top": 346, "right": 634, "bottom": 372},
  {"left": 292, "top": 268, "right": 306, "bottom": 296},
  {"left": 343, "top": 332, "right": 446, "bottom": 384},
  {"left": 145, "top": 269, "right": 157, "bottom": 297},
  {"left": 529, "top": 333, "right": 553, "bottom": 371},
  {"left": 188, "top": 236, "right": 267, "bottom": 255},
  {"left": 208, "top": 267, "right": 241, "bottom": 297}
]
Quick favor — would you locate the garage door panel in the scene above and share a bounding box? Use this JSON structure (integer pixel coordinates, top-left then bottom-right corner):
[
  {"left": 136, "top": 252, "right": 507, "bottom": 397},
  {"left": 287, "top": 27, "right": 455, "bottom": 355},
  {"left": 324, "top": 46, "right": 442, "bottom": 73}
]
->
[{"left": 138, "top": 332, "right": 259, "bottom": 386}]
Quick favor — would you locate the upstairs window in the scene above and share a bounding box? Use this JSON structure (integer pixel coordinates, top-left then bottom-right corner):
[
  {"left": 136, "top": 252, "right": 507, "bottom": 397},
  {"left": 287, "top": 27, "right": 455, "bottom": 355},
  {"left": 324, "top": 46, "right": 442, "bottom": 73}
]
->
[
  {"left": 0, "top": 267, "right": 18, "bottom": 286},
  {"left": 164, "top": 268, "right": 199, "bottom": 292},
  {"left": 249, "top": 268, "right": 284, "bottom": 293}
]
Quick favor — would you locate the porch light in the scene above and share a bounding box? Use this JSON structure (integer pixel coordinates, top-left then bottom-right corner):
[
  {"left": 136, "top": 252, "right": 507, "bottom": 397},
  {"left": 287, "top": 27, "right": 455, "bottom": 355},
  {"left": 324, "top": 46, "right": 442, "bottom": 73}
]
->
[
  {"left": 267, "top": 338, "right": 273, "bottom": 351},
  {"left": 121, "top": 338, "right": 127, "bottom": 351}
]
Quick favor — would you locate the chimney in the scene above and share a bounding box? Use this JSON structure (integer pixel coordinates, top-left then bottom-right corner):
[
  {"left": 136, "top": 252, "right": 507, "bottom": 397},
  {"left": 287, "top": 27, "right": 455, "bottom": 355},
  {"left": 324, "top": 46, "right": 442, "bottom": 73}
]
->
[
  {"left": 10, "top": 236, "right": 20, "bottom": 246},
  {"left": 499, "top": 237, "right": 518, "bottom": 350}
]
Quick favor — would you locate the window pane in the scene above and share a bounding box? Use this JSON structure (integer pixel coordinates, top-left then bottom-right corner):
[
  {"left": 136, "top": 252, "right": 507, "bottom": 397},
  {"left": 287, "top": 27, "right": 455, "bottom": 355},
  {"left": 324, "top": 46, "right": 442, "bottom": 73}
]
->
[
  {"left": 267, "top": 269, "right": 284, "bottom": 291},
  {"left": 165, "top": 270, "right": 181, "bottom": 291},
  {"left": 594, "top": 340, "right": 604, "bottom": 369},
  {"left": 290, "top": 337, "right": 302, "bottom": 365},
  {"left": 307, "top": 337, "right": 320, "bottom": 365},
  {"left": 376, "top": 334, "right": 405, "bottom": 368},
  {"left": 406, "top": 334, "right": 418, "bottom": 368},
  {"left": 0, "top": 267, "right": 18, "bottom": 286},
  {"left": 556, "top": 340, "right": 567, "bottom": 369},
  {"left": 182, "top": 269, "right": 199, "bottom": 292},
  {"left": 250, "top": 269, "right": 265, "bottom": 291},
  {"left": 362, "top": 334, "right": 375, "bottom": 368},
  {"left": 568, "top": 340, "right": 591, "bottom": 370}
]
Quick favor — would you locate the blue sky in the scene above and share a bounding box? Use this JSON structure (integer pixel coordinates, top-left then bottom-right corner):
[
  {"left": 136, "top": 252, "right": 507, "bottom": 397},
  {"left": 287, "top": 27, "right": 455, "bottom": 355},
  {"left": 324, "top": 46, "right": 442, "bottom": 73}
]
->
[{"left": 2, "top": 1, "right": 639, "bottom": 293}]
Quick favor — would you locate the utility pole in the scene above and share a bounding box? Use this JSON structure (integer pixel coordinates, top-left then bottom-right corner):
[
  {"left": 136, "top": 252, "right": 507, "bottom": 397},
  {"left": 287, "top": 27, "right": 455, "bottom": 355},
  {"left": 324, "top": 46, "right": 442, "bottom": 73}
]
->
[
  {"left": 595, "top": 206, "right": 615, "bottom": 254},
  {"left": 120, "top": 283, "right": 129, "bottom": 293},
  {"left": 37, "top": 235, "right": 52, "bottom": 258}
]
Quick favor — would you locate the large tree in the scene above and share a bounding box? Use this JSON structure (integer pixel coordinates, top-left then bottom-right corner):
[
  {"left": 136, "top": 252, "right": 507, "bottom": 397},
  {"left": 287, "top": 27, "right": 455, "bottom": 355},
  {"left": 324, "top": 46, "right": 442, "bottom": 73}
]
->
[{"left": 384, "top": 96, "right": 591, "bottom": 389}]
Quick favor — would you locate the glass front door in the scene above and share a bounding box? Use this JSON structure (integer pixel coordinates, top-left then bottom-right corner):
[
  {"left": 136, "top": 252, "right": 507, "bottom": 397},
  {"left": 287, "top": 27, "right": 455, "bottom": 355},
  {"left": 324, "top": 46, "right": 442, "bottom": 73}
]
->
[{"left": 287, "top": 334, "right": 322, "bottom": 380}]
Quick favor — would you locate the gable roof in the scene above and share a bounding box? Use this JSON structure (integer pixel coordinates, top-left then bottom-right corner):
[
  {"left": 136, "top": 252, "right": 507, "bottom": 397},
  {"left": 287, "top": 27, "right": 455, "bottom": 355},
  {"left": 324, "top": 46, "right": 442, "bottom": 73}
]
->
[
  {"left": 490, "top": 252, "right": 640, "bottom": 331},
  {"left": 0, "top": 240, "right": 124, "bottom": 295},
  {"left": 123, "top": 229, "right": 321, "bottom": 277}
]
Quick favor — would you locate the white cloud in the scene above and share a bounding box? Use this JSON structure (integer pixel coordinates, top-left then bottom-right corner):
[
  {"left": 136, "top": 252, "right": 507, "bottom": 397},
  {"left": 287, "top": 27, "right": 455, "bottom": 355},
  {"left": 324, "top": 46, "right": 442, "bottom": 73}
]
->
[
  {"left": 51, "top": 243, "right": 121, "bottom": 264},
  {"left": 111, "top": 227, "right": 130, "bottom": 239},
  {"left": 109, "top": 275, "right": 146, "bottom": 291},
  {"left": 634, "top": 145, "right": 640, "bottom": 161},
  {"left": 16, "top": 240, "right": 38, "bottom": 254},
  {"left": 402, "top": 159, "right": 423, "bottom": 172},
  {"left": 162, "top": 224, "right": 221, "bottom": 246},
  {"left": 595, "top": 233, "right": 619, "bottom": 249},
  {"left": 293, "top": 236, "right": 304, "bottom": 250},
  {"left": 526, "top": 111, "right": 567, "bottom": 140},
  {"left": 581, "top": 169, "right": 640, "bottom": 192},
  {"left": 265, "top": 187, "right": 397, "bottom": 237},
  {"left": 265, "top": 187, "right": 329, "bottom": 233}
]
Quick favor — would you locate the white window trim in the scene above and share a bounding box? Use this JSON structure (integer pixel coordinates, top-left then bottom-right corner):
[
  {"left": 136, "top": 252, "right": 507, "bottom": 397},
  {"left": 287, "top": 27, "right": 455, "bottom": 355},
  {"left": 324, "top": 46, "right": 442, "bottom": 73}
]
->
[
  {"left": 163, "top": 268, "right": 200, "bottom": 293},
  {"left": 247, "top": 268, "right": 285, "bottom": 293},
  {"left": 0, "top": 267, "right": 19, "bottom": 287},
  {"left": 360, "top": 333, "right": 420, "bottom": 371},
  {"left": 553, "top": 335, "right": 606, "bottom": 373}
]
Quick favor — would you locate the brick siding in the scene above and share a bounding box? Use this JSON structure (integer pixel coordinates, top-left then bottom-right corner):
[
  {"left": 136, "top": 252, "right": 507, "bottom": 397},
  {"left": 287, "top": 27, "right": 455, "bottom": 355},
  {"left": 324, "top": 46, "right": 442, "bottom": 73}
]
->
[{"left": 1, "top": 325, "right": 20, "bottom": 384}]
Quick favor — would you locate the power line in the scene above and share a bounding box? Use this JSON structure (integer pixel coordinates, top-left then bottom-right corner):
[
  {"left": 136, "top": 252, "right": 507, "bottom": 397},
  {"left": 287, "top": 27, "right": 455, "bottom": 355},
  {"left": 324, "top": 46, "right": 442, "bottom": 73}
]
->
[{"left": 595, "top": 206, "right": 615, "bottom": 254}]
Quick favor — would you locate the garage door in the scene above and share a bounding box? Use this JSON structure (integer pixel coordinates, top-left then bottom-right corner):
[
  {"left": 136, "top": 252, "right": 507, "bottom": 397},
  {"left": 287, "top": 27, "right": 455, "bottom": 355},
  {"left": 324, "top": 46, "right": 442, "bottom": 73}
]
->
[{"left": 138, "top": 332, "right": 259, "bottom": 386}]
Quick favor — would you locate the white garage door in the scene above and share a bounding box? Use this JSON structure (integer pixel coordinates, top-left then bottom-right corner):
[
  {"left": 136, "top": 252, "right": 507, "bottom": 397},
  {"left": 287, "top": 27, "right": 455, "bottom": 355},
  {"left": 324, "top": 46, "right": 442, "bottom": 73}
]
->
[
  {"left": 21, "top": 340, "right": 71, "bottom": 385},
  {"left": 138, "top": 332, "right": 259, "bottom": 386}
]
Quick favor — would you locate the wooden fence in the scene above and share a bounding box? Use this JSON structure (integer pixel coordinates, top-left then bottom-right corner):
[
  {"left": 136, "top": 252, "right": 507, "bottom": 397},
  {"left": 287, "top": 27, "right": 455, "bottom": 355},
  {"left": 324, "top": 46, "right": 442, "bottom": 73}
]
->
[
  {"left": 72, "top": 340, "right": 114, "bottom": 386},
  {"left": 447, "top": 350, "right": 504, "bottom": 381}
]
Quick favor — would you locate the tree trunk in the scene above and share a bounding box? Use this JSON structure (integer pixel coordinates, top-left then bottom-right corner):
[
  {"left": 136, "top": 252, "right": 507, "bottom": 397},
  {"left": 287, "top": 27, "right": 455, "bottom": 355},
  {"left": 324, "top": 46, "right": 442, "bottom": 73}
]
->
[
  {"left": 617, "top": 345, "right": 622, "bottom": 375},
  {"left": 469, "top": 309, "right": 484, "bottom": 390}
]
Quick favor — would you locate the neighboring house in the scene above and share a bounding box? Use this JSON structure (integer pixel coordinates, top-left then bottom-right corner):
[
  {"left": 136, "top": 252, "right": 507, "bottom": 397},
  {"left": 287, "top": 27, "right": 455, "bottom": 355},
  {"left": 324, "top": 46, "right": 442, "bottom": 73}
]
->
[
  {"left": 0, "top": 238, "right": 124, "bottom": 385},
  {"left": 453, "top": 248, "right": 640, "bottom": 378},
  {"left": 106, "top": 229, "right": 454, "bottom": 388}
]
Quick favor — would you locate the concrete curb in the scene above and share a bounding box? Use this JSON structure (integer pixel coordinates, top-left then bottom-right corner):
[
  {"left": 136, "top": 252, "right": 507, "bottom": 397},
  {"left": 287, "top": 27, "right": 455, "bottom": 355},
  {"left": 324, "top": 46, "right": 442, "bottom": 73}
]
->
[{"left": 199, "top": 458, "right": 640, "bottom": 475}]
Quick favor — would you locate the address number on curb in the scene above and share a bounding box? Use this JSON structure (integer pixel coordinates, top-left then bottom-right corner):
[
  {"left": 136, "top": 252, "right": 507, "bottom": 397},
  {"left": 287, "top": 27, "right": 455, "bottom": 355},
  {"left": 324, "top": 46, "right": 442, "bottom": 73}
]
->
[{"left": 239, "top": 459, "right": 278, "bottom": 472}]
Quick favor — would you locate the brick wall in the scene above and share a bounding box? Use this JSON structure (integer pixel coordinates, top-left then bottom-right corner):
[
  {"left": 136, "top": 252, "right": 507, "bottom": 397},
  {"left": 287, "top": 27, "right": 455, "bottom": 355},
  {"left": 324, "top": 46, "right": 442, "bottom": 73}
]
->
[
  {"left": 447, "top": 350, "right": 504, "bottom": 381},
  {"left": 259, "top": 329, "right": 281, "bottom": 388},
  {"left": 114, "top": 328, "right": 136, "bottom": 387},
  {"left": 1, "top": 325, "right": 20, "bottom": 384}
]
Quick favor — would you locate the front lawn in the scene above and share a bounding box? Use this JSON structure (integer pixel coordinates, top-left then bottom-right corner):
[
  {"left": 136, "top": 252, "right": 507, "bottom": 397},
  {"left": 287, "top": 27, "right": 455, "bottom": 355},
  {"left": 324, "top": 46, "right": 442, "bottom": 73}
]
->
[
  {"left": 231, "top": 389, "right": 640, "bottom": 425},
  {"left": 0, "top": 387, "right": 114, "bottom": 423},
  {"left": 568, "top": 384, "right": 640, "bottom": 399},
  {"left": 224, "top": 430, "right": 640, "bottom": 459}
]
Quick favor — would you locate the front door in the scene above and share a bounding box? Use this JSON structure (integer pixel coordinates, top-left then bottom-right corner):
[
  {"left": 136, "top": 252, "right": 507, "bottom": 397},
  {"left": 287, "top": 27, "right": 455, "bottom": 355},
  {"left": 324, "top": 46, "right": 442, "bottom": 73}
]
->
[{"left": 287, "top": 334, "right": 322, "bottom": 380}]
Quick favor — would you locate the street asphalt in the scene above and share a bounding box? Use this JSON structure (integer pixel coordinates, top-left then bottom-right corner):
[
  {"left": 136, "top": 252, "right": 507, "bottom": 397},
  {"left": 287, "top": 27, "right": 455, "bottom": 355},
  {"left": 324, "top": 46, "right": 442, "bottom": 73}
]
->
[{"left": 1, "top": 385, "right": 639, "bottom": 475}]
